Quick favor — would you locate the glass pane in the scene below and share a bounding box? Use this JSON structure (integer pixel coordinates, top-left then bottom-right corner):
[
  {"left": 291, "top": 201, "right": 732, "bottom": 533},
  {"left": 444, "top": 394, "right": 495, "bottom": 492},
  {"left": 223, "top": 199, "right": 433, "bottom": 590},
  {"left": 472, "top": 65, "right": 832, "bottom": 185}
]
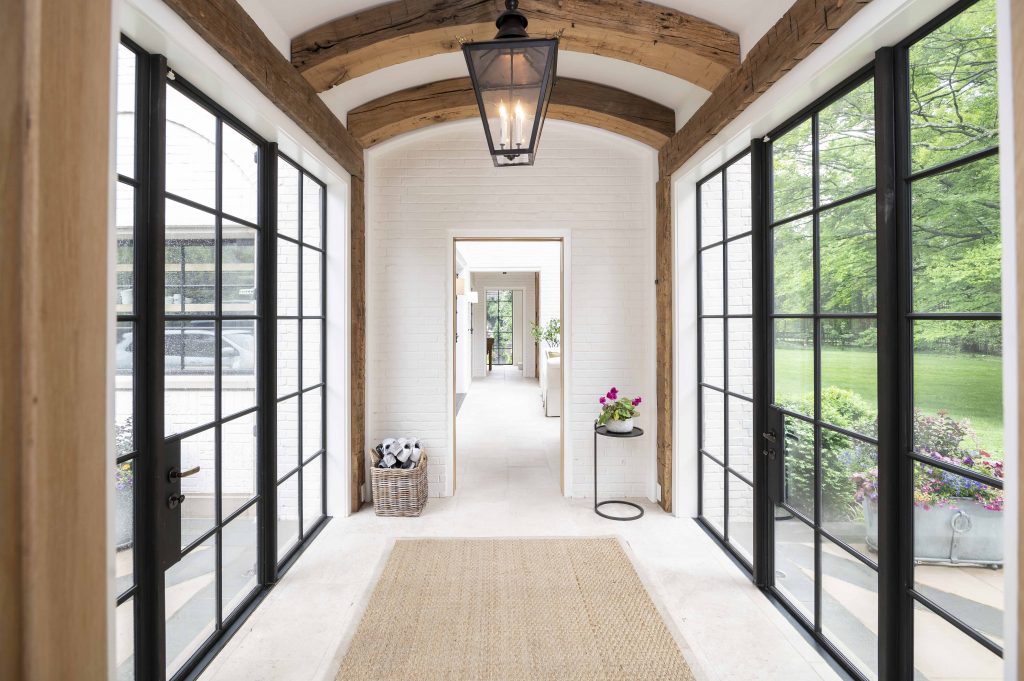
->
[
  {"left": 116, "top": 182, "right": 135, "bottom": 314},
  {"left": 782, "top": 415, "right": 815, "bottom": 519},
  {"left": 303, "top": 248, "right": 322, "bottom": 317},
  {"left": 701, "top": 457, "right": 725, "bottom": 536},
  {"left": 165, "top": 200, "right": 216, "bottom": 315},
  {"left": 222, "top": 412, "right": 257, "bottom": 518},
  {"left": 726, "top": 154, "right": 752, "bottom": 238},
  {"left": 222, "top": 222, "right": 257, "bottom": 315},
  {"left": 164, "top": 322, "right": 216, "bottom": 436},
  {"left": 116, "top": 44, "right": 136, "bottom": 178},
  {"left": 772, "top": 118, "right": 813, "bottom": 221},
  {"left": 277, "top": 319, "right": 299, "bottom": 396},
  {"left": 221, "top": 124, "right": 258, "bottom": 224},
  {"left": 726, "top": 236, "right": 752, "bottom": 314},
  {"left": 302, "top": 175, "right": 323, "bottom": 248},
  {"left": 772, "top": 217, "right": 814, "bottom": 314},
  {"left": 277, "top": 397, "right": 299, "bottom": 479},
  {"left": 165, "top": 537, "right": 216, "bottom": 678},
  {"left": 221, "top": 506, "right": 258, "bottom": 620},
  {"left": 116, "top": 597, "right": 135, "bottom": 681},
  {"left": 821, "top": 537, "right": 879, "bottom": 679},
  {"left": 277, "top": 238, "right": 299, "bottom": 317},
  {"left": 821, "top": 427, "right": 877, "bottom": 557},
  {"left": 277, "top": 475, "right": 301, "bottom": 559},
  {"left": 909, "top": 0, "right": 998, "bottom": 173},
  {"left": 165, "top": 86, "right": 216, "bottom": 209},
  {"left": 818, "top": 79, "right": 875, "bottom": 204},
  {"left": 277, "top": 159, "right": 300, "bottom": 239},
  {"left": 727, "top": 475, "right": 754, "bottom": 563},
  {"left": 303, "top": 319, "right": 323, "bottom": 388},
  {"left": 774, "top": 511, "right": 815, "bottom": 622},
  {"left": 728, "top": 397, "right": 754, "bottom": 480},
  {"left": 700, "top": 245, "right": 723, "bottom": 315},
  {"left": 699, "top": 172, "right": 723, "bottom": 246},
  {"left": 911, "top": 156, "right": 1001, "bottom": 313},
  {"left": 914, "top": 320, "right": 1003, "bottom": 458},
  {"left": 913, "top": 600, "right": 1002, "bottom": 680},
  {"left": 180, "top": 427, "right": 216, "bottom": 549},
  {"left": 115, "top": 460, "right": 134, "bottom": 594},
  {"left": 303, "top": 458, "right": 324, "bottom": 533},
  {"left": 728, "top": 318, "right": 753, "bottom": 398},
  {"left": 701, "top": 318, "right": 724, "bottom": 388},
  {"left": 701, "top": 387, "right": 724, "bottom": 460},
  {"left": 303, "top": 387, "right": 323, "bottom": 459},
  {"left": 115, "top": 321, "right": 134, "bottom": 453},
  {"left": 223, "top": 319, "right": 257, "bottom": 416},
  {"left": 913, "top": 463, "right": 1003, "bottom": 646},
  {"left": 820, "top": 195, "right": 876, "bottom": 313},
  {"left": 774, "top": 318, "right": 813, "bottom": 413},
  {"left": 822, "top": 318, "right": 878, "bottom": 433}
]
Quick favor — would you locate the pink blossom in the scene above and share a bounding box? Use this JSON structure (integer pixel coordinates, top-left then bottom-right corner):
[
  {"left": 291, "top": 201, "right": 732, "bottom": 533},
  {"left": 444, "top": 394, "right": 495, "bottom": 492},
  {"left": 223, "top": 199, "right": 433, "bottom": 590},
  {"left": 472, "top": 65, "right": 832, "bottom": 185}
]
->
[{"left": 599, "top": 397, "right": 606, "bottom": 405}]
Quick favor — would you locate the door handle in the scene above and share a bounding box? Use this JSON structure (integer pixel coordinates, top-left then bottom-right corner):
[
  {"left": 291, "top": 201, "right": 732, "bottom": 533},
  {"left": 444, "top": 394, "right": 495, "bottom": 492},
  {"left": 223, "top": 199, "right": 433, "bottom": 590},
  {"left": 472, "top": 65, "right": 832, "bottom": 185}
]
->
[
  {"left": 762, "top": 430, "right": 777, "bottom": 443},
  {"left": 168, "top": 465, "right": 200, "bottom": 482}
]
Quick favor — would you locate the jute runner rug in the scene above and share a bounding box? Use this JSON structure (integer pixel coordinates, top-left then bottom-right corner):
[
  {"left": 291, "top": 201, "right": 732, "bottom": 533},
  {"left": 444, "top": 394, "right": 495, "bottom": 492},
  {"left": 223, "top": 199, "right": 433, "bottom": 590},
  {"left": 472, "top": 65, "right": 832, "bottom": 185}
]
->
[{"left": 335, "top": 537, "right": 698, "bottom": 681}]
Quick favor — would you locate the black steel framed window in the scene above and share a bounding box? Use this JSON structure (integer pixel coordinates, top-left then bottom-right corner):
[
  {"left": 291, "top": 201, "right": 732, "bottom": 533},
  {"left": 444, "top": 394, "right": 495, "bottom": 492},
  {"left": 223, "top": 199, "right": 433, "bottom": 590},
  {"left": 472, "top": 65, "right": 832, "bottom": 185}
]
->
[
  {"left": 696, "top": 151, "right": 756, "bottom": 569},
  {"left": 112, "top": 37, "right": 332, "bottom": 681},
  {"left": 274, "top": 154, "right": 328, "bottom": 567},
  {"left": 486, "top": 289, "right": 514, "bottom": 365}
]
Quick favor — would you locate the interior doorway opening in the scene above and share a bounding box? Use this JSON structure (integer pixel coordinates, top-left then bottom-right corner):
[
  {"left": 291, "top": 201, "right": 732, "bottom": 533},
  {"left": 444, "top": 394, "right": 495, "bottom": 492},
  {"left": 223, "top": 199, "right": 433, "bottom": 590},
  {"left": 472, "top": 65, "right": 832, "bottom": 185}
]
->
[{"left": 452, "top": 239, "right": 564, "bottom": 498}]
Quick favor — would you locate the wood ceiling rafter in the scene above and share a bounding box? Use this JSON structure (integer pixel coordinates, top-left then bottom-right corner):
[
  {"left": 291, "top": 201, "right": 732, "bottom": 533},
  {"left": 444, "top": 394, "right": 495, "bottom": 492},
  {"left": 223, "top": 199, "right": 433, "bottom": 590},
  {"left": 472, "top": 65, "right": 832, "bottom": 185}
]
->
[
  {"left": 291, "top": 0, "right": 740, "bottom": 93},
  {"left": 347, "top": 77, "right": 675, "bottom": 148}
]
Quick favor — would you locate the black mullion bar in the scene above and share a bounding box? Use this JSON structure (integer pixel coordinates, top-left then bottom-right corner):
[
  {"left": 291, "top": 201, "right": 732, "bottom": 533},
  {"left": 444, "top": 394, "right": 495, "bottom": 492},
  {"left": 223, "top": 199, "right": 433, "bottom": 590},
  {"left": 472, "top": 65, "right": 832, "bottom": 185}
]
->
[
  {"left": 819, "top": 421, "right": 880, "bottom": 447},
  {"left": 275, "top": 232, "right": 323, "bottom": 252},
  {"left": 893, "top": 38, "right": 917, "bottom": 681},
  {"left": 907, "top": 451, "right": 1003, "bottom": 488},
  {"left": 770, "top": 313, "right": 878, "bottom": 320},
  {"left": 135, "top": 50, "right": 167, "bottom": 681},
  {"left": 213, "top": 114, "right": 225, "bottom": 632},
  {"left": 117, "top": 451, "right": 139, "bottom": 466},
  {"left": 696, "top": 178, "right": 706, "bottom": 521},
  {"left": 119, "top": 173, "right": 140, "bottom": 187},
  {"left": 906, "top": 312, "right": 1001, "bottom": 321},
  {"left": 768, "top": 186, "right": 877, "bottom": 229},
  {"left": 222, "top": 494, "right": 260, "bottom": 526},
  {"left": 698, "top": 229, "right": 753, "bottom": 252},
  {"left": 699, "top": 314, "right": 755, "bottom": 320},
  {"left": 721, "top": 159, "right": 731, "bottom": 544},
  {"left": 905, "top": 144, "right": 999, "bottom": 183},
  {"left": 811, "top": 109, "right": 823, "bottom": 636},
  {"left": 295, "top": 172, "right": 305, "bottom": 543},
  {"left": 908, "top": 589, "right": 1003, "bottom": 657},
  {"left": 259, "top": 146, "right": 279, "bottom": 584},
  {"left": 817, "top": 525, "right": 879, "bottom": 570},
  {"left": 751, "top": 139, "right": 770, "bottom": 587},
  {"left": 117, "top": 584, "right": 138, "bottom": 607},
  {"left": 319, "top": 178, "right": 327, "bottom": 518},
  {"left": 700, "top": 450, "right": 726, "bottom": 467}
]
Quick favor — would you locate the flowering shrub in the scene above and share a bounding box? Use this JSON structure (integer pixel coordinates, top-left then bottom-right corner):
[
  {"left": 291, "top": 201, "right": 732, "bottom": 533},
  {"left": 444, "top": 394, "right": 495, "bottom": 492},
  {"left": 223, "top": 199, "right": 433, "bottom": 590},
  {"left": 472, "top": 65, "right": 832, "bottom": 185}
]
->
[
  {"left": 851, "top": 410, "right": 1004, "bottom": 512},
  {"left": 597, "top": 387, "right": 641, "bottom": 425}
]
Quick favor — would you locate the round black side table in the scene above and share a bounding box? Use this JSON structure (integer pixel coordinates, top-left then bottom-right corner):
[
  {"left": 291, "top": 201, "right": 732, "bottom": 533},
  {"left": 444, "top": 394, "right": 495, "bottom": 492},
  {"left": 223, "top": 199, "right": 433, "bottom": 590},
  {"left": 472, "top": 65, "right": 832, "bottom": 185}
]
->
[{"left": 593, "top": 422, "right": 645, "bottom": 521}]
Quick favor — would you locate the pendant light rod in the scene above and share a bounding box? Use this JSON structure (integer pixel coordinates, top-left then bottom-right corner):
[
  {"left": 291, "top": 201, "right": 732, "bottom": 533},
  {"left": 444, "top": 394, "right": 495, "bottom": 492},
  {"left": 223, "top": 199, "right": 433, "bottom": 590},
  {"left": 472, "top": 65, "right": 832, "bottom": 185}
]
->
[{"left": 494, "top": 0, "right": 530, "bottom": 39}]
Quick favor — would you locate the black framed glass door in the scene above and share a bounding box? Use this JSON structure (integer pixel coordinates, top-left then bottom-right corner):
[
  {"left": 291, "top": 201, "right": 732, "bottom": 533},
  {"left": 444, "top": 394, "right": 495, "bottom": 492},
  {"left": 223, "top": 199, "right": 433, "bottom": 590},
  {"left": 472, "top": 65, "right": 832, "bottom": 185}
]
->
[{"left": 486, "top": 289, "right": 514, "bottom": 365}]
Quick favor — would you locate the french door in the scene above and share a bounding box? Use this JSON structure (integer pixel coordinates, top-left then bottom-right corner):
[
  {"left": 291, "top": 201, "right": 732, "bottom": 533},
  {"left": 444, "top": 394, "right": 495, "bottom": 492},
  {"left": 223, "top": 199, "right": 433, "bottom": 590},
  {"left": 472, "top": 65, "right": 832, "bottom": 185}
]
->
[{"left": 114, "top": 38, "right": 328, "bottom": 681}]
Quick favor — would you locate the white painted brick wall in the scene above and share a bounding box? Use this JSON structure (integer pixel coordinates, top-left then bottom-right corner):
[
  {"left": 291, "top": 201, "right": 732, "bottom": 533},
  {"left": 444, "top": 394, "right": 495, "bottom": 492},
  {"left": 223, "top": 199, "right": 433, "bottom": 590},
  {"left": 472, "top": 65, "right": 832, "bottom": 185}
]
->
[{"left": 367, "top": 121, "right": 657, "bottom": 499}]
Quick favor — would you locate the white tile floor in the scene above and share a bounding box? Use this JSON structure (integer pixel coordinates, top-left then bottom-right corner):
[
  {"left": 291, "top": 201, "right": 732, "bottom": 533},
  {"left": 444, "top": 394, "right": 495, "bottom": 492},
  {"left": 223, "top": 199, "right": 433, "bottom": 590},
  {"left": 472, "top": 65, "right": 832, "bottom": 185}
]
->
[{"left": 201, "top": 367, "right": 841, "bottom": 681}]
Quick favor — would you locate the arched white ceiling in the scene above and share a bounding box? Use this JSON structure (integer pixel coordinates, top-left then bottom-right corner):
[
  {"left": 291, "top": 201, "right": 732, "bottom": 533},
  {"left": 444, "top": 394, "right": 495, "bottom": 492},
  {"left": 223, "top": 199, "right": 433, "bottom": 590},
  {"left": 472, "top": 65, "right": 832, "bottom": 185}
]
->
[
  {"left": 318, "top": 51, "right": 710, "bottom": 131},
  {"left": 244, "top": 0, "right": 796, "bottom": 59}
]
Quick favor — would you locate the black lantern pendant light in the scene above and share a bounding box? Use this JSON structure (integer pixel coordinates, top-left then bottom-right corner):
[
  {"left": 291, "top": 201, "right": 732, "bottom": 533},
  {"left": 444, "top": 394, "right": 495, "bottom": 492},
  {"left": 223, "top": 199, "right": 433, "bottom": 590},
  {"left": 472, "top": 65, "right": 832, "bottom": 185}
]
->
[{"left": 462, "top": 0, "right": 559, "bottom": 167}]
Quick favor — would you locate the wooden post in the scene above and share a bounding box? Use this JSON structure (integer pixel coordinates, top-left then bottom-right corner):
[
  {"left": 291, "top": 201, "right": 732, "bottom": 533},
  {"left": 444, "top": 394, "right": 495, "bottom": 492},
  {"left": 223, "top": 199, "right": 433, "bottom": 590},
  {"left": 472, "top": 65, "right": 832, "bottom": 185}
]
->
[
  {"left": 656, "top": 176, "right": 674, "bottom": 513},
  {"left": 0, "top": 0, "right": 112, "bottom": 678},
  {"left": 351, "top": 176, "right": 366, "bottom": 512}
]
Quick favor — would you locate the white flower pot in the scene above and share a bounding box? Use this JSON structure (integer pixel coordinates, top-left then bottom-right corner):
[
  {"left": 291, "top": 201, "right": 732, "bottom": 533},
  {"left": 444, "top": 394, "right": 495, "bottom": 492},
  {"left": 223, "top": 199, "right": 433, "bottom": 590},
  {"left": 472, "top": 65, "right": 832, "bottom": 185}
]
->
[{"left": 605, "top": 417, "right": 634, "bottom": 434}]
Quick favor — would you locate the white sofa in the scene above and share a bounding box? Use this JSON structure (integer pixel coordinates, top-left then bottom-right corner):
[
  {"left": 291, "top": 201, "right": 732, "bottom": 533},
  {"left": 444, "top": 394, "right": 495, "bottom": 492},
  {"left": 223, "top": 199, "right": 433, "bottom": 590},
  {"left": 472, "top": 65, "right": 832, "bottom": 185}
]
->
[{"left": 540, "top": 350, "right": 561, "bottom": 417}]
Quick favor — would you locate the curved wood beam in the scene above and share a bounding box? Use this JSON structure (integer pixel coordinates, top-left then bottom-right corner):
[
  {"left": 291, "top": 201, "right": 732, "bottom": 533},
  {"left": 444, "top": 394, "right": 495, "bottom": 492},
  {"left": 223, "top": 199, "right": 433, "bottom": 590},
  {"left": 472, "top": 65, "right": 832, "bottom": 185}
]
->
[
  {"left": 347, "top": 77, "right": 675, "bottom": 148},
  {"left": 293, "top": 0, "right": 739, "bottom": 93}
]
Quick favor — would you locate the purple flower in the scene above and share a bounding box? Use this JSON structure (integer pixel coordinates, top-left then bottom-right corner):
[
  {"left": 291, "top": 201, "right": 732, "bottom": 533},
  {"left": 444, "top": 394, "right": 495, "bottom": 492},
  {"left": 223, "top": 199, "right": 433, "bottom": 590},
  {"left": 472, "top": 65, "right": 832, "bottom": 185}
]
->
[
  {"left": 962, "top": 453, "right": 974, "bottom": 467},
  {"left": 599, "top": 397, "right": 606, "bottom": 405},
  {"left": 632, "top": 397, "right": 642, "bottom": 407}
]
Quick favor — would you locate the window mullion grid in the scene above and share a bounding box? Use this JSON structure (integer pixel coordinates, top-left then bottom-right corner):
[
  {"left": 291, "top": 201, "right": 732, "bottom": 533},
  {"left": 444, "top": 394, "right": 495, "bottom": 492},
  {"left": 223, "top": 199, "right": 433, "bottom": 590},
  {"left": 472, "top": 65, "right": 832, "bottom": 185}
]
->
[
  {"left": 213, "top": 116, "right": 225, "bottom": 633},
  {"left": 696, "top": 182, "right": 706, "bottom": 521}
]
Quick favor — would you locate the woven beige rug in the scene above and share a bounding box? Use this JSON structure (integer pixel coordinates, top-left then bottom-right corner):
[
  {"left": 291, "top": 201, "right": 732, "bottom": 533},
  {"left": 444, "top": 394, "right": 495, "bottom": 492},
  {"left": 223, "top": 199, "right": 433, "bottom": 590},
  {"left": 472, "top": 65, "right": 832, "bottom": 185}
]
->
[{"left": 335, "top": 537, "right": 697, "bottom": 681}]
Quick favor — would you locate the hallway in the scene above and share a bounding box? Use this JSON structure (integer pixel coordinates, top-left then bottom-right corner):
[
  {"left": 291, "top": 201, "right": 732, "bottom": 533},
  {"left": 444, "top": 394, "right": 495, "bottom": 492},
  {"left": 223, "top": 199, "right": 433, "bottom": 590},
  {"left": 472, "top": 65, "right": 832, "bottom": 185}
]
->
[{"left": 456, "top": 365, "right": 560, "bottom": 502}]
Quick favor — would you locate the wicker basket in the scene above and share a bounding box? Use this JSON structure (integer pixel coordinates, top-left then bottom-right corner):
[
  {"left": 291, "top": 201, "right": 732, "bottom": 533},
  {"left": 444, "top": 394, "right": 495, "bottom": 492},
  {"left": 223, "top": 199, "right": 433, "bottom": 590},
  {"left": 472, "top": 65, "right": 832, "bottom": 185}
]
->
[{"left": 370, "top": 450, "right": 428, "bottom": 517}]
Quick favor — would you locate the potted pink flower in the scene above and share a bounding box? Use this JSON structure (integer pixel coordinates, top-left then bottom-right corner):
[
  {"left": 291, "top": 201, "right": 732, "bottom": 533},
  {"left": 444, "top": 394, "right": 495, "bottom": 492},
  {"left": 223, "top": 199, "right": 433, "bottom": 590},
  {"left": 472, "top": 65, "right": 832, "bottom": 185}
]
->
[{"left": 597, "top": 387, "right": 642, "bottom": 434}]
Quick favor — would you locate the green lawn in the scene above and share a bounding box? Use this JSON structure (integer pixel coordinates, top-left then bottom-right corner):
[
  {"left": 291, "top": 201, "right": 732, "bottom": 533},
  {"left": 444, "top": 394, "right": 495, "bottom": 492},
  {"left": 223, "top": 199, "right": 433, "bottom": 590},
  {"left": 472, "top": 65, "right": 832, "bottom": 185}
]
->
[{"left": 774, "top": 347, "right": 1004, "bottom": 453}]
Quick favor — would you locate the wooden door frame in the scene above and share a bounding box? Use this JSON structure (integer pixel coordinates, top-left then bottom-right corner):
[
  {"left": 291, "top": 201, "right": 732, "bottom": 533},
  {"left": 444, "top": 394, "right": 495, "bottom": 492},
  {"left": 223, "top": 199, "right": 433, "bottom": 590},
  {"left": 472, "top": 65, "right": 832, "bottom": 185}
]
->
[{"left": 451, "top": 237, "right": 566, "bottom": 496}]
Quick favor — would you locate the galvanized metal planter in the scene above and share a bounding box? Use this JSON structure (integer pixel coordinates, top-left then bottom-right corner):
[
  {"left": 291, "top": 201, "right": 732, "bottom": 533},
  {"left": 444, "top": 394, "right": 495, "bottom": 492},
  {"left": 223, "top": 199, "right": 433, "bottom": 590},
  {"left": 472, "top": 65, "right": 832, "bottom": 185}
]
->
[{"left": 864, "top": 498, "right": 1002, "bottom": 567}]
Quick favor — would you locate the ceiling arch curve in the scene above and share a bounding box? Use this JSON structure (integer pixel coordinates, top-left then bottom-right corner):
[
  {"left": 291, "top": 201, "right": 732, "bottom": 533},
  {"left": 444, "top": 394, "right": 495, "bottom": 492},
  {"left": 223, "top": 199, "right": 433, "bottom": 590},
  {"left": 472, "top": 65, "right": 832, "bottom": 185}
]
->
[
  {"left": 346, "top": 76, "right": 674, "bottom": 148},
  {"left": 292, "top": 0, "right": 740, "bottom": 93}
]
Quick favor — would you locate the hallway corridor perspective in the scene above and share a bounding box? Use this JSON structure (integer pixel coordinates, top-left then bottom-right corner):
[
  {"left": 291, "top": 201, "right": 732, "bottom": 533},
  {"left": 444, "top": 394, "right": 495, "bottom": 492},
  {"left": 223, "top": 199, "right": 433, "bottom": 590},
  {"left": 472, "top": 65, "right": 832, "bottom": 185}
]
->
[{"left": 456, "top": 365, "right": 560, "bottom": 501}]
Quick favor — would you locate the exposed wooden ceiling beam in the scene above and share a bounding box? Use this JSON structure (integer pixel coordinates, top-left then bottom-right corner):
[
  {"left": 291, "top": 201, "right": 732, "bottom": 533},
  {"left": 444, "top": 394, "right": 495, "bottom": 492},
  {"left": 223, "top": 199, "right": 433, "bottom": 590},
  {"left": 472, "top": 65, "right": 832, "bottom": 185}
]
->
[
  {"left": 162, "top": 0, "right": 365, "bottom": 178},
  {"left": 659, "top": 0, "right": 872, "bottom": 177},
  {"left": 347, "top": 76, "right": 675, "bottom": 149},
  {"left": 292, "top": 0, "right": 739, "bottom": 93}
]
